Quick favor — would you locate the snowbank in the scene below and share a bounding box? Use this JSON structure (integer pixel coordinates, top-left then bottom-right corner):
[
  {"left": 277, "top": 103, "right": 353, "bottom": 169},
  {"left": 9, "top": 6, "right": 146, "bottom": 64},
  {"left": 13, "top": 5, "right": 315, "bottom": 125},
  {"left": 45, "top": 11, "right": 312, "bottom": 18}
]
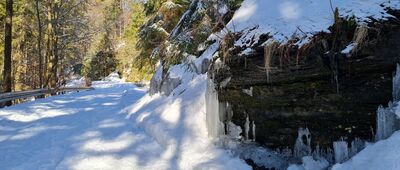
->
[{"left": 332, "top": 131, "right": 400, "bottom": 170}]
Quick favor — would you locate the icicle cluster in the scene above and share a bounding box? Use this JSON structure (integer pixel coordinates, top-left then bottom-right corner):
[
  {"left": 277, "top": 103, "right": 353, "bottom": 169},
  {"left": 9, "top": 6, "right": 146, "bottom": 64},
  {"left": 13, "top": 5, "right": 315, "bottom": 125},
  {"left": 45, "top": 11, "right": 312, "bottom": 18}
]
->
[
  {"left": 375, "top": 104, "right": 398, "bottom": 141},
  {"left": 243, "top": 114, "right": 256, "bottom": 141},
  {"left": 350, "top": 138, "right": 364, "bottom": 157},
  {"left": 375, "top": 64, "right": 400, "bottom": 141}
]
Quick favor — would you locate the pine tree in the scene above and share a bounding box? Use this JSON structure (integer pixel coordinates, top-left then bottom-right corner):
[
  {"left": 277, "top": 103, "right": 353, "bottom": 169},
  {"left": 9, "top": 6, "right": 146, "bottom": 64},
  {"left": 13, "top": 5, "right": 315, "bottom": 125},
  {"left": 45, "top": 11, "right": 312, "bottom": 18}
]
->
[{"left": 3, "top": 0, "right": 13, "bottom": 100}]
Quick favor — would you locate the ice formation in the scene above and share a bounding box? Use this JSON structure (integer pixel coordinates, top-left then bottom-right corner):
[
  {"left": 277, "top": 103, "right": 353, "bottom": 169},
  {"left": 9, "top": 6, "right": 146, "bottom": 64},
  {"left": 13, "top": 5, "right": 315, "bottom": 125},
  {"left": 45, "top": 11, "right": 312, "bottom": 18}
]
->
[
  {"left": 393, "top": 64, "right": 400, "bottom": 101},
  {"left": 350, "top": 138, "right": 365, "bottom": 157},
  {"left": 294, "top": 128, "right": 312, "bottom": 158},
  {"left": 333, "top": 141, "right": 349, "bottom": 163},
  {"left": 252, "top": 121, "right": 256, "bottom": 142},
  {"left": 242, "top": 87, "right": 253, "bottom": 97},
  {"left": 206, "top": 77, "right": 225, "bottom": 137},
  {"left": 375, "top": 64, "right": 400, "bottom": 141},
  {"left": 244, "top": 115, "right": 250, "bottom": 140},
  {"left": 227, "top": 121, "right": 243, "bottom": 140},
  {"left": 375, "top": 105, "right": 398, "bottom": 140}
]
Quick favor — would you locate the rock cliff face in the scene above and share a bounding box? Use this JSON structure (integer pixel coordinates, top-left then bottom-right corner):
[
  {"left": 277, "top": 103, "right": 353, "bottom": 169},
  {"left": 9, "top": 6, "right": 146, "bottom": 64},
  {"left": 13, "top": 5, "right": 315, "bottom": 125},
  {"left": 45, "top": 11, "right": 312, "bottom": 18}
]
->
[
  {"left": 209, "top": 11, "right": 400, "bottom": 150},
  {"left": 148, "top": 0, "right": 241, "bottom": 95}
]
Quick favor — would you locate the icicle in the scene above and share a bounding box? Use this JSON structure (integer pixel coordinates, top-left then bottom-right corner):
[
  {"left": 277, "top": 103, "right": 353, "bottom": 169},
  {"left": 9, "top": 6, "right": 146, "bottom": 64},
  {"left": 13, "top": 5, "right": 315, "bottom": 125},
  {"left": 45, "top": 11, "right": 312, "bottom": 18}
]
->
[
  {"left": 375, "top": 105, "right": 386, "bottom": 141},
  {"left": 206, "top": 77, "right": 225, "bottom": 137},
  {"left": 264, "top": 40, "right": 279, "bottom": 83},
  {"left": 252, "top": 121, "right": 256, "bottom": 142},
  {"left": 325, "top": 147, "right": 335, "bottom": 164},
  {"left": 333, "top": 140, "right": 349, "bottom": 163},
  {"left": 393, "top": 64, "right": 400, "bottom": 101},
  {"left": 244, "top": 115, "right": 250, "bottom": 140},
  {"left": 294, "top": 128, "right": 312, "bottom": 158},
  {"left": 312, "top": 144, "right": 321, "bottom": 159}
]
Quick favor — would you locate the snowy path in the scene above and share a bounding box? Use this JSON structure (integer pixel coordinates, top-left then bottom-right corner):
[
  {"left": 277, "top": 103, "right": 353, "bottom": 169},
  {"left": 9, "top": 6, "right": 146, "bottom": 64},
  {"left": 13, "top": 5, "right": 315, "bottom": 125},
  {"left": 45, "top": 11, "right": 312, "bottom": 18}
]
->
[
  {"left": 0, "top": 79, "right": 249, "bottom": 170},
  {"left": 0, "top": 82, "right": 172, "bottom": 170}
]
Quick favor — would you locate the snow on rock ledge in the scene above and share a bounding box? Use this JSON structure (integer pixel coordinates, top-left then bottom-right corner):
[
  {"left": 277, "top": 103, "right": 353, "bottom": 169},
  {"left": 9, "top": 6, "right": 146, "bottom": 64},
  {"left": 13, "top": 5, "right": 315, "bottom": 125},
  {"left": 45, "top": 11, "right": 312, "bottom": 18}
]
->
[{"left": 223, "top": 0, "right": 400, "bottom": 47}]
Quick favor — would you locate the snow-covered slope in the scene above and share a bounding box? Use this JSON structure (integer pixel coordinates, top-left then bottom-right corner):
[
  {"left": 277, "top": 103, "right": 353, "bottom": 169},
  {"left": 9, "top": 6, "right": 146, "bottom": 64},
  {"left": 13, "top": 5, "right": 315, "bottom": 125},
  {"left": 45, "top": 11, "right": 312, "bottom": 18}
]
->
[{"left": 332, "top": 131, "right": 400, "bottom": 170}]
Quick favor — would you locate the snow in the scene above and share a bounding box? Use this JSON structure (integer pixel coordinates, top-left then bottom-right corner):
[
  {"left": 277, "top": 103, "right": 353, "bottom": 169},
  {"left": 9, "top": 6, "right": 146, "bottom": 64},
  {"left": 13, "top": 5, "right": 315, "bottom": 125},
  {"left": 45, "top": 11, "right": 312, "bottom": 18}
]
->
[
  {"left": 103, "top": 72, "right": 124, "bottom": 82},
  {"left": 341, "top": 43, "right": 355, "bottom": 55},
  {"left": 193, "top": 41, "right": 219, "bottom": 73},
  {"left": 223, "top": 0, "right": 400, "bottom": 47},
  {"left": 65, "top": 76, "right": 86, "bottom": 87},
  {"left": 242, "top": 87, "right": 253, "bottom": 97},
  {"left": 288, "top": 156, "right": 329, "bottom": 170},
  {"left": 0, "top": 75, "right": 250, "bottom": 170},
  {"left": 332, "top": 131, "right": 400, "bottom": 170}
]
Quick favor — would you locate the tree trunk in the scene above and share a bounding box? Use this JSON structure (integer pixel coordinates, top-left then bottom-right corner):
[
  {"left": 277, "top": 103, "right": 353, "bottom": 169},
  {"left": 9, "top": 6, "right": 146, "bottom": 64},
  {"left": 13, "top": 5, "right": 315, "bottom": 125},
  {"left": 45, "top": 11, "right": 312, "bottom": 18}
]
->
[
  {"left": 36, "top": 0, "right": 44, "bottom": 88},
  {"left": 52, "top": 0, "right": 59, "bottom": 88},
  {"left": 45, "top": 0, "right": 53, "bottom": 88},
  {"left": 3, "top": 0, "right": 13, "bottom": 106}
]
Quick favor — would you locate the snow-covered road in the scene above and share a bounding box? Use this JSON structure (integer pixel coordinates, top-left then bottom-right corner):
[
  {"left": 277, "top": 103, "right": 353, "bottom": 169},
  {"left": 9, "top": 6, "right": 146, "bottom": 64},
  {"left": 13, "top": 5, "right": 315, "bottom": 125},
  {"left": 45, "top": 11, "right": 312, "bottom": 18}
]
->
[
  {"left": 0, "top": 78, "right": 250, "bottom": 170},
  {"left": 0, "top": 82, "right": 168, "bottom": 169}
]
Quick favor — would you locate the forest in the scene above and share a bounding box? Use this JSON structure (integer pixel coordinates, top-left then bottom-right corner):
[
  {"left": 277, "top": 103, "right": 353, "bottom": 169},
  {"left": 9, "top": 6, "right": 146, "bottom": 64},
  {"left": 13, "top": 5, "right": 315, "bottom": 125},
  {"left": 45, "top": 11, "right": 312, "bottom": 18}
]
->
[{"left": 0, "top": 0, "right": 190, "bottom": 93}]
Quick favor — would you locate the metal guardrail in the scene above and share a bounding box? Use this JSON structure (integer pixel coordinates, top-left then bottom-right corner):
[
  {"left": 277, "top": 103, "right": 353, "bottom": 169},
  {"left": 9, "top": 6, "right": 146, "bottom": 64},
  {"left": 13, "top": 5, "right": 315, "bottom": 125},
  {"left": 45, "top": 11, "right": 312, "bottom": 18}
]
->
[{"left": 0, "top": 87, "right": 94, "bottom": 103}]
